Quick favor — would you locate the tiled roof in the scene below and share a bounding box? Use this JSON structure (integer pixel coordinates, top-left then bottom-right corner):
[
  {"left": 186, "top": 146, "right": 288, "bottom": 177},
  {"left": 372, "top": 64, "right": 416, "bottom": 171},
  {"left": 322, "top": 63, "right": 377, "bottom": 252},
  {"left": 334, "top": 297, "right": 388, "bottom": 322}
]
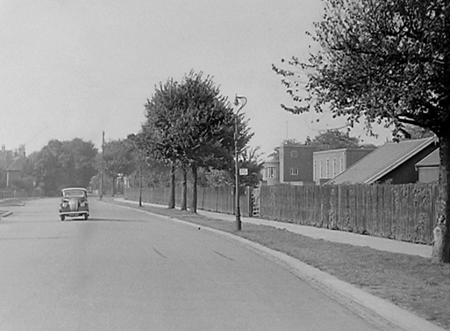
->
[
  {"left": 416, "top": 148, "right": 440, "bottom": 167},
  {"left": 328, "top": 137, "right": 437, "bottom": 184}
]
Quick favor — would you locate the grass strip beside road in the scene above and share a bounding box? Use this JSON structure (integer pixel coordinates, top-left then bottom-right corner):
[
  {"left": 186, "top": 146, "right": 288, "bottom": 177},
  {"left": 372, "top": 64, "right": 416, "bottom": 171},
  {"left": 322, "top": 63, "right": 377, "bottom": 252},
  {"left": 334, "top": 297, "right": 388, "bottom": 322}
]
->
[{"left": 109, "top": 199, "right": 450, "bottom": 330}]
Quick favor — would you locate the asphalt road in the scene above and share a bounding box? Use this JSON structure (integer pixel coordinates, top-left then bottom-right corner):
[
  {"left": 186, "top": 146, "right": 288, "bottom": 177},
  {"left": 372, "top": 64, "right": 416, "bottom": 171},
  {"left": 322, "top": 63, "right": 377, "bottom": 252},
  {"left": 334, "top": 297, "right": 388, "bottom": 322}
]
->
[{"left": 0, "top": 198, "right": 388, "bottom": 331}]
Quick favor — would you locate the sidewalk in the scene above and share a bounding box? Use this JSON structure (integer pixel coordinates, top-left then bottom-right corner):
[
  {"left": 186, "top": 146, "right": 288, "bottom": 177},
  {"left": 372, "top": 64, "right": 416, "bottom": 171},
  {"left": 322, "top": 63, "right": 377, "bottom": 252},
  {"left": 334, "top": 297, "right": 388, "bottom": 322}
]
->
[{"left": 116, "top": 198, "right": 432, "bottom": 259}]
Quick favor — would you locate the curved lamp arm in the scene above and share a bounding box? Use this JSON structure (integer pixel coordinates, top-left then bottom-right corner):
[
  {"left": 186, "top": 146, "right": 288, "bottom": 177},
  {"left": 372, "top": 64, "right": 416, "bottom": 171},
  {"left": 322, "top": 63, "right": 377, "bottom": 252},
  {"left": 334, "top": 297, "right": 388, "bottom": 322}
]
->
[{"left": 234, "top": 95, "right": 247, "bottom": 114}]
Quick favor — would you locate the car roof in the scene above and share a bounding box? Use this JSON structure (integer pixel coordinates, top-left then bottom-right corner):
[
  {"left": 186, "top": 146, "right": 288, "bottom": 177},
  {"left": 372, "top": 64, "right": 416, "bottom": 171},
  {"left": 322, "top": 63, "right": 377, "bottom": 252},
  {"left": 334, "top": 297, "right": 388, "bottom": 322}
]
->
[{"left": 62, "top": 187, "right": 87, "bottom": 192}]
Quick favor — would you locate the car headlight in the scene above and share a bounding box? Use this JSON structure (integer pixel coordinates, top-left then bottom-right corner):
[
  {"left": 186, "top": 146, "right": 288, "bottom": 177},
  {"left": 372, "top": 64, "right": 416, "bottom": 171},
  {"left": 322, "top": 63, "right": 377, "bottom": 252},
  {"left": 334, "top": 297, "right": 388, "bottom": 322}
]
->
[
  {"left": 80, "top": 201, "right": 86, "bottom": 207},
  {"left": 62, "top": 202, "right": 68, "bottom": 208}
]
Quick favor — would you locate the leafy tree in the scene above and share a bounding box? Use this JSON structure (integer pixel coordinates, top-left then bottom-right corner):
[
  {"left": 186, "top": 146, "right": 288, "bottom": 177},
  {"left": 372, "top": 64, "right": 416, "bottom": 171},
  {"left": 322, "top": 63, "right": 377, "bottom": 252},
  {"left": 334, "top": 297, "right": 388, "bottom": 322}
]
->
[
  {"left": 32, "top": 139, "right": 97, "bottom": 195},
  {"left": 311, "top": 130, "right": 360, "bottom": 150},
  {"left": 127, "top": 133, "right": 171, "bottom": 206},
  {"left": 202, "top": 169, "right": 233, "bottom": 187},
  {"left": 203, "top": 147, "right": 264, "bottom": 188},
  {"left": 140, "top": 78, "right": 183, "bottom": 208},
  {"left": 102, "top": 139, "right": 135, "bottom": 196},
  {"left": 62, "top": 139, "right": 97, "bottom": 188},
  {"left": 273, "top": 0, "right": 450, "bottom": 262},
  {"left": 33, "top": 140, "right": 64, "bottom": 195},
  {"left": 401, "top": 125, "right": 435, "bottom": 140}
]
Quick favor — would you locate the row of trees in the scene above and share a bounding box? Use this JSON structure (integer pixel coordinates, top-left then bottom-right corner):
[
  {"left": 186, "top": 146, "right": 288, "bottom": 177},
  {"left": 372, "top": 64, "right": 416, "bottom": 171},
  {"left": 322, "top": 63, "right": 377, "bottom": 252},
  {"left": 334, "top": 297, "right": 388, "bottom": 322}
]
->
[{"left": 135, "top": 71, "right": 261, "bottom": 213}]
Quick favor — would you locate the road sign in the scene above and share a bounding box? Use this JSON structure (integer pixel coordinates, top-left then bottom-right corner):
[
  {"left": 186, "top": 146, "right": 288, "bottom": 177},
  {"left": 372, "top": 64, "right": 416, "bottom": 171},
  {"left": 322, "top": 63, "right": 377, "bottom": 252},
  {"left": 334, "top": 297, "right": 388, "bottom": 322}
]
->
[{"left": 239, "top": 168, "right": 248, "bottom": 175}]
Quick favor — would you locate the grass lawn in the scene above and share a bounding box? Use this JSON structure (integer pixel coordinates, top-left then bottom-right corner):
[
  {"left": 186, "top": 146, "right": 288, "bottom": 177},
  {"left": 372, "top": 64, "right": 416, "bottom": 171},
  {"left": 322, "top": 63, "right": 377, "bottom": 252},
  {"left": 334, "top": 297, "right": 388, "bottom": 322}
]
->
[{"left": 113, "top": 199, "right": 450, "bottom": 329}]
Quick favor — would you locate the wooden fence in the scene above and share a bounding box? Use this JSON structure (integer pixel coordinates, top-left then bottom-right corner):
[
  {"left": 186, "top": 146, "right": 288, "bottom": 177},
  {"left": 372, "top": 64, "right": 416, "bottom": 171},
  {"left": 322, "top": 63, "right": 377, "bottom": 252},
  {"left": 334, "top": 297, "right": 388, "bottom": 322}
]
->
[
  {"left": 125, "top": 186, "right": 252, "bottom": 216},
  {"left": 125, "top": 183, "right": 439, "bottom": 244},
  {"left": 0, "top": 189, "right": 40, "bottom": 199},
  {"left": 260, "top": 183, "right": 438, "bottom": 244}
]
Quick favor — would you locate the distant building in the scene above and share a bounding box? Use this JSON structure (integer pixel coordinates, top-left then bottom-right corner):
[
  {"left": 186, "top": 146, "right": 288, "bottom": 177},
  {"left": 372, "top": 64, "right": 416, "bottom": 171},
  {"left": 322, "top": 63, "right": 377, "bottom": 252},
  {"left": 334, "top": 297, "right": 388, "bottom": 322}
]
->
[
  {"left": 262, "top": 159, "right": 279, "bottom": 185},
  {"left": 313, "top": 148, "right": 375, "bottom": 185},
  {"left": 6, "top": 155, "right": 27, "bottom": 187},
  {"left": 262, "top": 144, "right": 318, "bottom": 186},
  {"left": 327, "top": 137, "right": 438, "bottom": 185},
  {"left": 0, "top": 144, "right": 26, "bottom": 187}
]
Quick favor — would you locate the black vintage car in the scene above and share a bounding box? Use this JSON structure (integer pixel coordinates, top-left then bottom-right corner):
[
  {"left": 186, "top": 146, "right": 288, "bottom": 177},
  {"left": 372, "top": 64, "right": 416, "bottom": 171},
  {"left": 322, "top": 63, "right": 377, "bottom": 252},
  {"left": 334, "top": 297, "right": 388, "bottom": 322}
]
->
[{"left": 59, "top": 188, "right": 89, "bottom": 221}]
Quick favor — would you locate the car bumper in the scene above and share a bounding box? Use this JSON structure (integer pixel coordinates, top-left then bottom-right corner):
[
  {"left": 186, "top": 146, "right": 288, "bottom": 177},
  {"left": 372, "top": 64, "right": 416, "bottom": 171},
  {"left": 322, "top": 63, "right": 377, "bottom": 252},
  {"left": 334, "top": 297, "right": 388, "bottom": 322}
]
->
[{"left": 59, "top": 210, "right": 89, "bottom": 217}]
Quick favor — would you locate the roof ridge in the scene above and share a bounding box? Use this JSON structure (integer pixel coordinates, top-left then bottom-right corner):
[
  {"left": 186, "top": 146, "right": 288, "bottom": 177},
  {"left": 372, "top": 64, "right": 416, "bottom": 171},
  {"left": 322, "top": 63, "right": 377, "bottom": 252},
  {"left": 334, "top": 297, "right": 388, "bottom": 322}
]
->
[{"left": 364, "top": 136, "right": 436, "bottom": 184}]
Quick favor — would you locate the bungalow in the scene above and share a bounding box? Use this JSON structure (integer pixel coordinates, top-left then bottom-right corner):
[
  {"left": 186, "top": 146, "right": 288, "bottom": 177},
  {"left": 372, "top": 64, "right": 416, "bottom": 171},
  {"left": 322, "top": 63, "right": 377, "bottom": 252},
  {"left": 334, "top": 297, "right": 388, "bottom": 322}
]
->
[{"left": 327, "top": 137, "right": 438, "bottom": 185}]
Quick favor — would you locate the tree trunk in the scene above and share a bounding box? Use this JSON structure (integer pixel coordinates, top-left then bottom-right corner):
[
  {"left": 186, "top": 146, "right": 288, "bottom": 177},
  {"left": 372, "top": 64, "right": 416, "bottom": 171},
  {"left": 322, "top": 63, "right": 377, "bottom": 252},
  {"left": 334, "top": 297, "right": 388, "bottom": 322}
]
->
[
  {"left": 431, "top": 134, "right": 450, "bottom": 263},
  {"left": 189, "top": 164, "right": 197, "bottom": 213},
  {"left": 138, "top": 162, "right": 143, "bottom": 207},
  {"left": 180, "top": 165, "right": 187, "bottom": 211},
  {"left": 112, "top": 176, "right": 116, "bottom": 197},
  {"left": 168, "top": 162, "right": 175, "bottom": 209}
]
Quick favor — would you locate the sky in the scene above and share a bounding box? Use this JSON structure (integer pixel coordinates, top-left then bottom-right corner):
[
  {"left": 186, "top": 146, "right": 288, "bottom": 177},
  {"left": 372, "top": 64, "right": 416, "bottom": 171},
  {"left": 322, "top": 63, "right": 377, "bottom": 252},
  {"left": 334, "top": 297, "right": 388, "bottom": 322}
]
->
[{"left": 0, "top": 0, "right": 391, "bottom": 159}]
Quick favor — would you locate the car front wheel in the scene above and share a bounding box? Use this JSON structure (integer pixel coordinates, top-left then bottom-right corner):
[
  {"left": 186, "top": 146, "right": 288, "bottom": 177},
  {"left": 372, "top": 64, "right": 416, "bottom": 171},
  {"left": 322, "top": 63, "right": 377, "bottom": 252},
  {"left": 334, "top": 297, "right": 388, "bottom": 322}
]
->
[{"left": 60, "top": 215, "right": 65, "bottom": 221}]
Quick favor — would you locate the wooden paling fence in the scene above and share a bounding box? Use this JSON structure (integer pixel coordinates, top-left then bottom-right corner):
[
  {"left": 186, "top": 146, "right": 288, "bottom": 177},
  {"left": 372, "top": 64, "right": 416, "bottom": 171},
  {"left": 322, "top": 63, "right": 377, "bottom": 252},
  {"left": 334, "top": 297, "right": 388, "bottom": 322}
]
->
[
  {"left": 125, "top": 183, "right": 439, "bottom": 244},
  {"left": 125, "top": 186, "right": 252, "bottom": 216},
  {"left": 0, "top": 191, "right": 14, "bottom": 199},
  {"left": 259, "top": 183, "right": 438, "bottom": 244},
  {"left": 0, "top": 189, "right": 40, "bottom": 199}
]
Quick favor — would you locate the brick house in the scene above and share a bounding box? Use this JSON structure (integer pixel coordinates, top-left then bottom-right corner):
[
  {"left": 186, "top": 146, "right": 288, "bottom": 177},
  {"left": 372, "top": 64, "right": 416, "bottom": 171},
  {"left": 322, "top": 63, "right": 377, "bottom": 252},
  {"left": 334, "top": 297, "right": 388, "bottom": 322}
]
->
[{"left": 262, "top": 144, "right": 318, "bottom": 186}]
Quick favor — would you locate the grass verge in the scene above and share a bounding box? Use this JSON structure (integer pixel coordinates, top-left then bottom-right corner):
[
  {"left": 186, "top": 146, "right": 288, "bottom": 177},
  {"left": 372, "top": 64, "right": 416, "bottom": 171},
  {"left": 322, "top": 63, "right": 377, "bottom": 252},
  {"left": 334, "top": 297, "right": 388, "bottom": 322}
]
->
[{"left": 109, "top": 199, "right": 450, "bottom": 330}]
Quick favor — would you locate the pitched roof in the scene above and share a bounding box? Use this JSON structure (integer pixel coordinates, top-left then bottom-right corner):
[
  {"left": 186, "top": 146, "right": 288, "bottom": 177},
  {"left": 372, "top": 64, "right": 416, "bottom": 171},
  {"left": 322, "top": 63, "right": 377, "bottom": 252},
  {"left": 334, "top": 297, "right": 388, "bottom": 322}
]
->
[
  {"left": 416, "top": 148, "right": 440, "bottom": 167},
  {"left": 6, "top": 156, "right": 27, "bottom": 172},
  {"left": 328, "top": 137, "right": 437, "bottom": 184}
]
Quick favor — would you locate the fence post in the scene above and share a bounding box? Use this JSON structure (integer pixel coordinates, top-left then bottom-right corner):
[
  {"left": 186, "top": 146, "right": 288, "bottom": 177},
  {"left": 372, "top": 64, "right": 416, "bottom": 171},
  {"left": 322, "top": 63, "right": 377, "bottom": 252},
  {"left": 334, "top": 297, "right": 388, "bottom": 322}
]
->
[{"left": 247, "top": 187, "right": 253, "bottom": 217}]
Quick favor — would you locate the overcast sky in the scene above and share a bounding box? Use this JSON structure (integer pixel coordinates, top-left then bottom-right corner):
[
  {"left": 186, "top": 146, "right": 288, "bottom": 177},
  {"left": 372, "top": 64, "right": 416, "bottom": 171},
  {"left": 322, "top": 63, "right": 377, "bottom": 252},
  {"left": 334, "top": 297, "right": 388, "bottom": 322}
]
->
[{"left": 0, "top": 0, "right": 391, "bottom": 157}]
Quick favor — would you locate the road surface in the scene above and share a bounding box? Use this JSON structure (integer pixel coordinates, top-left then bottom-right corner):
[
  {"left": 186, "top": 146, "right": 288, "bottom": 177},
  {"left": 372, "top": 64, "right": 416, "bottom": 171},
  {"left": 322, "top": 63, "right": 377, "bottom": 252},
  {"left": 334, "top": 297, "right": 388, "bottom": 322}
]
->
[{"left": 0, "top": 198, "right": 390, "bottom": 331}]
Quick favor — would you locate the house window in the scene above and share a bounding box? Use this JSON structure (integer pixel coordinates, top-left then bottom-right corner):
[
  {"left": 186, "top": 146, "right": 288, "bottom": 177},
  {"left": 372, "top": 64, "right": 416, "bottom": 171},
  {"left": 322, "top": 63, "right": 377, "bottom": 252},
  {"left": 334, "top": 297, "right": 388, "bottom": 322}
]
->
[
  {"left": 340, "top": 158, "right": 344, "bottom": 173},
  {"left": 320, "top": 160, "right": 323, "bottom": 178},
  {"left": 266, "top": 167, "right": 275, "bottom": 178},
  {"left": 326, "top": 159, "right": 330, "bottom": 178},
  {"left": 333, "top": 158, "right": 337, "bottom": 177},
  {"left": 290, "top": 168, "right": 298, "bottom": 175}
]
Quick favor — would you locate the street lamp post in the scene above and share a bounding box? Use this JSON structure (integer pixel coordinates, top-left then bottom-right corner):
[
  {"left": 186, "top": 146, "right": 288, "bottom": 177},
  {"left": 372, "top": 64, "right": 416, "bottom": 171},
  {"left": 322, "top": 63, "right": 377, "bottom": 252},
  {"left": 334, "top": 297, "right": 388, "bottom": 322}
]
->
[{"left": 234, "top": 95, "right": 247, "bottom": 231}]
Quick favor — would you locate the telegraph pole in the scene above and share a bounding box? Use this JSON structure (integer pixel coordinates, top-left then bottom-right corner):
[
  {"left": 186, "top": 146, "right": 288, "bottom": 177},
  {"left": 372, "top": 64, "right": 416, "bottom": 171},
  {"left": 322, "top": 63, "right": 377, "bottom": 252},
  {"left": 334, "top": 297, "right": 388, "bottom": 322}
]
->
[{"left": 99, "top": 131, "right": 105, "bottom": 199}]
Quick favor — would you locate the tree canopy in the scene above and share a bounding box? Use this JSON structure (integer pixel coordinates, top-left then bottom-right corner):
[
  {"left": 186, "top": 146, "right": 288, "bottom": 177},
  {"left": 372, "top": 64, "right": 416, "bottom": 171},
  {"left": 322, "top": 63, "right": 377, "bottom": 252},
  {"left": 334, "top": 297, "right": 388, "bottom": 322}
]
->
[
  {"left": 274, "top": 0, "right": 450, "bottom": 138},
  {"left": 310, "top": 130, "right": 361, "bottom": 150},
  {"left": 33, "top": 138, "right": 97, "bottom": 195},
  {"left": 102, "top": 138, "right": 136, "bottom": 196},
  {"left": 273, "top": 0, "right": 450, "bottom": 262}
]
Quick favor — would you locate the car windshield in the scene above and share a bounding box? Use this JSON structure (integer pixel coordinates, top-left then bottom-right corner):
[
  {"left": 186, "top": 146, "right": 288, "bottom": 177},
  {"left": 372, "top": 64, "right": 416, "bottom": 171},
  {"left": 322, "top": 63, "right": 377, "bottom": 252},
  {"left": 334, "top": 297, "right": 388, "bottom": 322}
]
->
[{"left": 63, "top": 189, "right": 86, "bottom": 198}]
